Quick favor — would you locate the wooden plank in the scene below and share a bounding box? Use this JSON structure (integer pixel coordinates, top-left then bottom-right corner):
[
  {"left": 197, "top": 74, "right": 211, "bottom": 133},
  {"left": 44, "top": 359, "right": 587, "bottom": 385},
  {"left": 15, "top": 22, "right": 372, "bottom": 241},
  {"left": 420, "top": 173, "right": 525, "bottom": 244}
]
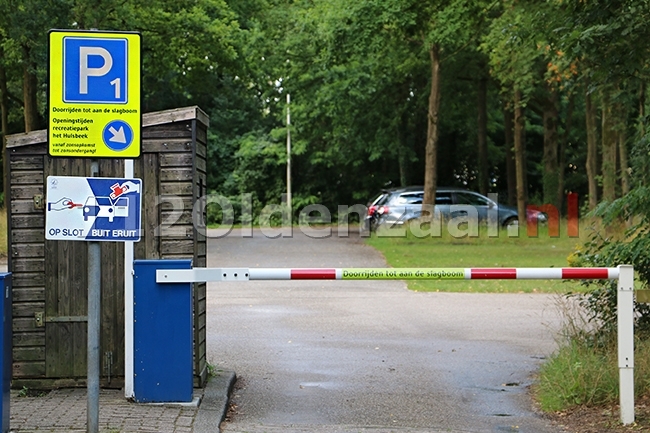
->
[
  {"left": 160, "top": 210, "right": 193, "bottom": 225},
  {"left": 12, "top": 229, "right": 44, "bottom": 243},
  {"left": 11, "top": 244, "right": 44, "bottom": 258},
  {"left": 11, "top": 214, "right": 44, "bottom": 228},
  {"left": 196, "top": 342, "right": 206, "bottom": 373},
  {"left": 196, "top": 312, "right": 206, "bottom": 330},
  {"left": 11, "top": 200, "right": 40, "bottom": 215},
  {"left": 11, "top": 171, "right": 43, "bottom": 185},
  {"left": 161, "top": 240, "right": 194, "bottom": 256},
  {"left": 160, "top": 152, "right": 192, "bottom": 167},
  {"left": 12, "top": 258, "right": 45, "bottom": 273},
  {"left": 197, "top": 328, "right": 206, "bottom": 350},
  {"left": 196, "top": 128, "right": 207, "bottom": 147},
  {"left": 196, "top": 282, "right": 206, "bottom": 302},
  {"left": 14, "top": 332, "right": 45, "bottom": 347},
  {"left": 10, "top": 155, "right": 44, "bottom": 170},
  {"left": 196, "top": 241, "right": 206, "bottom": 257},
  {"left": 195, "top": 157, "right": 206, "bottom": 173},
  {"left": 101, "top": 241, "right": 125, "bottom": 377},
  {"left": 195, "top": 140, "right": 206, "bottom": 158},
  {"left": 13, "top": 318, "right": 38, "bottom": 332},
  {"left": 134, "top": 153, "right": 160, "bottom": 259},
  {"left": 13, "top": 287, "right": 45, "bottom": 303},
  {"left": 7, "top": 142, "right": 48, "bottom": 154},
  {"left": 11, "top": 185, "right": 43, "bottom": 200},
  {"left": 142, "top": 140, "right": 193, "bottom": 153},
  {"left": 160, "top": 182, "right": 192, "bottom": 195},
  {"left": 143, "top": 106, "right": 205, "bottom": 127},
  {"left": 13, "top": 302, "right": 44, "bottom": 318},
  {"left": 160, "top": 168, "right": 192, "bottom": 182},
  {"left": 143, "top": 124, "right": 192, "bottom": 140},
  {"left": 14, "top": 347, "right": 45, "bottom": 362},
  {"left": 12, "top": 272, "right": 45, "bottom": 288},
  {"left": 196, "top": 299, "right": 206, "bottom": 319},
  {"left": 158, "top": 195, "right": 193, "bottom": 212},
  {"left": 6, "top": 130, "right": 47, "bottom": 148},
  {"left": 13, "top": 361, "right": 46, "bottom": 378},
  {"left": 159, "top": 224, "right": 193, "bottom": 239}
]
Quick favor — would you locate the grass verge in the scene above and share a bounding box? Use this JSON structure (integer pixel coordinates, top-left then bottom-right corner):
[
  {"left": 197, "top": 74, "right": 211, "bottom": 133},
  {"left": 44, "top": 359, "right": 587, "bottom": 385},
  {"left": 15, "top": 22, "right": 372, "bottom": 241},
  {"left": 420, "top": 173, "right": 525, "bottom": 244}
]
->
[
  {"left": 366, "top": 221, "right": 586, "bottom": 293},
  {"left": 535, "top": 336, "right": 650, "bottom": 430}
]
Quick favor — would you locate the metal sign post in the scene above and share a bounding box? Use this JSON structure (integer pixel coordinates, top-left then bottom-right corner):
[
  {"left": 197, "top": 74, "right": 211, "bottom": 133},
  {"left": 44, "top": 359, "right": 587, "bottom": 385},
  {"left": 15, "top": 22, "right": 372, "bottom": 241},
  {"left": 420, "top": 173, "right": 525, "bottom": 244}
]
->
[{"left": 87, "top": 161, "right": 100, "bottom": 433}]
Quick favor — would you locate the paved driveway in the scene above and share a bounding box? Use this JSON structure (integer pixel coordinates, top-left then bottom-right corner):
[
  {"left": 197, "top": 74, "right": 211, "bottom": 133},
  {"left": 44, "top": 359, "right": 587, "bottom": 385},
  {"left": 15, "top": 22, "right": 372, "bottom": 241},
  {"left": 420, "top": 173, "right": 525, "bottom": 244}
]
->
[{"left": 206, "top": 229, "right": 566, "bottom": 432}]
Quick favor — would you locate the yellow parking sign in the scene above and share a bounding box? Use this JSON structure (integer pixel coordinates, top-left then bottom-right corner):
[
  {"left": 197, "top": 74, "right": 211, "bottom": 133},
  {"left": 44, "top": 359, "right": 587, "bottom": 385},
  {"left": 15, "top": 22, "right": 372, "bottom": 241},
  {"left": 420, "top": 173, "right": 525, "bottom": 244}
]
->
[{"left": 48, "top": 30, "right": 141, "bottom": 158}]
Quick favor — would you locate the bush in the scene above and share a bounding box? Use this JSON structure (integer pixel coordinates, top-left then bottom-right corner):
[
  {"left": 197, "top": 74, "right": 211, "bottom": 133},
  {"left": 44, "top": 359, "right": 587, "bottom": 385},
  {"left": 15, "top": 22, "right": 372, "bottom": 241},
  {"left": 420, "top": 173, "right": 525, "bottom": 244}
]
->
[{"left": 569, "top": 186, "right": 650, "bottom": 337}]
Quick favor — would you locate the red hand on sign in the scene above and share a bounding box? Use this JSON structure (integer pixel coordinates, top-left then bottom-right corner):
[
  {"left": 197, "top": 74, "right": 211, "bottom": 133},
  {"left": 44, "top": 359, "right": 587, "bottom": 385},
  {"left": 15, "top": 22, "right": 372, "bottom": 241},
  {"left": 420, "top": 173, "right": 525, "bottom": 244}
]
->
[
  {"left": 110, "top": 182, "right": 128, "bottom": 199},
  {"left": 62, "top": 199, "right": 83, "bottom": 209}
]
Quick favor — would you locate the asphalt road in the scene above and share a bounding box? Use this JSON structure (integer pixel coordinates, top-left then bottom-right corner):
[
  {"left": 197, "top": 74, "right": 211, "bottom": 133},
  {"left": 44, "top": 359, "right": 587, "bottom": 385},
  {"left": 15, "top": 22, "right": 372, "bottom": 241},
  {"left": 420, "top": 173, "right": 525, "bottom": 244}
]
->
[{"left": 206, "top": 228, "right": 566, "bottom": 433}]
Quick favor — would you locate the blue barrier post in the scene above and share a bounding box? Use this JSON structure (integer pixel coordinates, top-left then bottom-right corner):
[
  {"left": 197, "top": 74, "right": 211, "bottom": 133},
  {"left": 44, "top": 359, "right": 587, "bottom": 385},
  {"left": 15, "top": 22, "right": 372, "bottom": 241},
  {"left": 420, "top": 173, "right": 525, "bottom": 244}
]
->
[
  {"left": 133, "top": 260, "right": 192, "bottom": 403},
  {"left": 0, "top": 273, "right": 11, "bottom": 433}
]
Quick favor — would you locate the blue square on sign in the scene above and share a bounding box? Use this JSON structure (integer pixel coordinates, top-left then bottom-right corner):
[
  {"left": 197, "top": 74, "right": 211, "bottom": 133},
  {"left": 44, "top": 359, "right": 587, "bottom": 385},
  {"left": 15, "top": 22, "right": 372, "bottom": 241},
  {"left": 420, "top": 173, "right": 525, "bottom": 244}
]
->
[{"left": 63, "top": 37, "right": 128, "bottom": 104}]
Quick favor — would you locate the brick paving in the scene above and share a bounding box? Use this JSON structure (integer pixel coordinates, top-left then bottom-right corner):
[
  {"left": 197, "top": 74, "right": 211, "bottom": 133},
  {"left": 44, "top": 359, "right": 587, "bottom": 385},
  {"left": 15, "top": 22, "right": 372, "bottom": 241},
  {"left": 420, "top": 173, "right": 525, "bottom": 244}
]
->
[{"left": 10, "top": 388, "right": 202, "bottom": 433}]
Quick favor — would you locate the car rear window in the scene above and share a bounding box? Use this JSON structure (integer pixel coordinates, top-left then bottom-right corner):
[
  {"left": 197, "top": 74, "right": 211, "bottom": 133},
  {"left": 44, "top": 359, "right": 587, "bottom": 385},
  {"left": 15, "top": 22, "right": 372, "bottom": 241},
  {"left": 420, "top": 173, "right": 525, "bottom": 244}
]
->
[
  {"left": 435, "top": 192, "right": 452, "bottom": 205},
  {"left": 395, "top": 193, "right": 424, "bottom": 205},
  {"left": 454, "top": 192, "right": 490, "bottom": 206}
]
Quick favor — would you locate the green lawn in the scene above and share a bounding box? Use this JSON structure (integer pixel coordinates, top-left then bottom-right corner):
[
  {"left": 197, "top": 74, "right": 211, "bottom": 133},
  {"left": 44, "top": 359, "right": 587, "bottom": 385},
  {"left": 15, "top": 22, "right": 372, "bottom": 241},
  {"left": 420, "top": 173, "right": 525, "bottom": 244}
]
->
[{"left": 366, "top": 222, "right": 589, "bottom": 293}]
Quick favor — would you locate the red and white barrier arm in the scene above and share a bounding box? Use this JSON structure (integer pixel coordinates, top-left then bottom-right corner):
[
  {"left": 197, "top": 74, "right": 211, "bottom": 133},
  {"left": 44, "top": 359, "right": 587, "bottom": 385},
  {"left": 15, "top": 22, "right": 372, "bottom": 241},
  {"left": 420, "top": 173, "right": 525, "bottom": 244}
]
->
[
  {"left": 156, "top": 267, "right": 619, "bottom": 283},
  {"left": 153, "top": 264, "right": 635, "bottom": 426}
]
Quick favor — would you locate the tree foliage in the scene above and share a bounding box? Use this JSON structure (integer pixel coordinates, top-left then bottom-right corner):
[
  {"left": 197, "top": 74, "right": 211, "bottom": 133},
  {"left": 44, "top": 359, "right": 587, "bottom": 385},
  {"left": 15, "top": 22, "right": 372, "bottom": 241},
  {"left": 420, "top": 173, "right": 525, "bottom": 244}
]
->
[{"left": 1, "top": 0, "right": 650, "bottom": 231}]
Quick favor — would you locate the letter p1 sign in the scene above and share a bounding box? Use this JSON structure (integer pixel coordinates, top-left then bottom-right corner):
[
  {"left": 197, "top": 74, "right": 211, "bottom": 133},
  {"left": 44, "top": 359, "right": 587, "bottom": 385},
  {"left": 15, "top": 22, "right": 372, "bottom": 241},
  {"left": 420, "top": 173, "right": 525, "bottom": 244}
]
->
[
  {"left": 64, "top": 37, "right": 127, "bottom": 103},
  {"left": 49, "top": 30, "right": 141, "bottom": 158}
]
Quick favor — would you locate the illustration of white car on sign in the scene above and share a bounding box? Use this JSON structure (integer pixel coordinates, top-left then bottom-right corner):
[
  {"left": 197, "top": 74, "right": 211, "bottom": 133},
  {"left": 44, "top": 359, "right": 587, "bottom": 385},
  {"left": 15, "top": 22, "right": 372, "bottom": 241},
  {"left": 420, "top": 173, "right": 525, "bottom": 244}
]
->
[{"left": 83, "top": 196, "right": 129, "bottom": 222}]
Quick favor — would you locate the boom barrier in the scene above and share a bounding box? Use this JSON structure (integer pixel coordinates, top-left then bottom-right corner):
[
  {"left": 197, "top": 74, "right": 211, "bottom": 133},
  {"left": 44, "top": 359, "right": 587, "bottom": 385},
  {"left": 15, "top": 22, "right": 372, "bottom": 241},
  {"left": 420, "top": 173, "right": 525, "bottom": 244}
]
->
[{"left": 154, "top": 265, "right": 635, "bottom": 425}]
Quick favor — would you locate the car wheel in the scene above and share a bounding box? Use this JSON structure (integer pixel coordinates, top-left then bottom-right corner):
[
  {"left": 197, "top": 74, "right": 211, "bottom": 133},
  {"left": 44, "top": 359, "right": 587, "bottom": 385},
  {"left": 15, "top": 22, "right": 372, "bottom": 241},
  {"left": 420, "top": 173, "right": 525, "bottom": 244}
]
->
[{"left": 503, "top": 217, "right": 519, "bottom": 228}]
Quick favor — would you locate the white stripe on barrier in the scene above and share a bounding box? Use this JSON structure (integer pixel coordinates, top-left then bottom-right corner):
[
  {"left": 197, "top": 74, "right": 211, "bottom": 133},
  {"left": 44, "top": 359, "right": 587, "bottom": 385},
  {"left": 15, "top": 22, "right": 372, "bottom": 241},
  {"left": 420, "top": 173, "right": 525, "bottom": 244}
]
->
[
  {"left": 250, "top": 268, "right": 291, "bottom": 280},
  {"left": 516, "top": 268, "right": 562, "bottom": 279}
]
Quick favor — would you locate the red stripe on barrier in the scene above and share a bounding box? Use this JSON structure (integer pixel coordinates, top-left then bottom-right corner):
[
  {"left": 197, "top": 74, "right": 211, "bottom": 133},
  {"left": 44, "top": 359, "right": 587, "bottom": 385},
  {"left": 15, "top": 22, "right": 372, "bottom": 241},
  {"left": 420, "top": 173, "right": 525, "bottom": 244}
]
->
[
  {"left": 291, "top": 269, "right": 337, "bottom": 280},
  {"left": 562, "top": 268, "right": 610, "bottom": 279},
  {"left": 471, "top": 268, "right": 517, "bottom": 279}
]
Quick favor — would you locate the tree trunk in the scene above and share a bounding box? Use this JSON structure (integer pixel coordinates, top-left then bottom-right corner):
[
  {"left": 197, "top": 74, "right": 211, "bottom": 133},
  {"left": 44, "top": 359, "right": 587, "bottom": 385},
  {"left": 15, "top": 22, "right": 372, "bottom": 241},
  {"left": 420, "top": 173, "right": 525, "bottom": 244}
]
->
[
  {"left": 542, "top": 86, "right": 559, "bottom": 209},
  {"left": 638, "top": 81, "right": 648, "bottom": 186},
  {"left": 585, "top": 90, "right": 599, "bottom": 209},
  {"left": 514, "top": 88, "right": 527, "bottom": 226},
  {"left": 619, "top": 129, "right": 630, "bottom": 197},
  {"left": 601, "top": 91, "right": 617, "bottom": 203},
  {"left": 22, "top": 45, "right": 39, "bottom": 132},
  {"left": 558, "top": 92, "right": 574, "bottom": 214},
  {"left": 397, "top": 110, "right": 409, "bottom": 187},
  {"left": 423, "top": 44, "right": 441, "bottom": 210},
  {"left": 503, "top": 103, "right": 516, "bottom": 206},
  {"left": 477, "top": 74, "right": 488, "bottom": 196}
]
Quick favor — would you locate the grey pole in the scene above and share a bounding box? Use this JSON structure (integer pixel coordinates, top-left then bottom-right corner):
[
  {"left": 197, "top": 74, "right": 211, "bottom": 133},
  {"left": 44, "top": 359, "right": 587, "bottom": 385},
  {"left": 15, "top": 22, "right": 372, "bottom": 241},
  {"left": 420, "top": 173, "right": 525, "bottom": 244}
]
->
[{"left": 87, "top": 160, "right": 101, "bottom": 433}]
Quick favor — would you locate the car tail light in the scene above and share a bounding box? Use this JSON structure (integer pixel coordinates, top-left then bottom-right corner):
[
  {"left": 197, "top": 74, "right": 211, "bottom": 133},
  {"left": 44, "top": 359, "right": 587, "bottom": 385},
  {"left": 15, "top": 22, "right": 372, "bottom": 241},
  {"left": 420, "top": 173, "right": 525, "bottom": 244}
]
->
[
  {"left": 377, "top": 205, "right": 388, "bottom": 215},
  {"left": 368, "top": 205, "right": 377, "bottom": 216}
]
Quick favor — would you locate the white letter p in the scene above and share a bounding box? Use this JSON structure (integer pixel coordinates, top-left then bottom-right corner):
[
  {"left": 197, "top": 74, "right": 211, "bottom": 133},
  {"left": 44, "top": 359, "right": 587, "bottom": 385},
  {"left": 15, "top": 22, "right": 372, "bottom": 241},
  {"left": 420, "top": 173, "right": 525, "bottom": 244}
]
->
[{"left": 79, "top": 47, "right": 113, "bottom": 94}]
